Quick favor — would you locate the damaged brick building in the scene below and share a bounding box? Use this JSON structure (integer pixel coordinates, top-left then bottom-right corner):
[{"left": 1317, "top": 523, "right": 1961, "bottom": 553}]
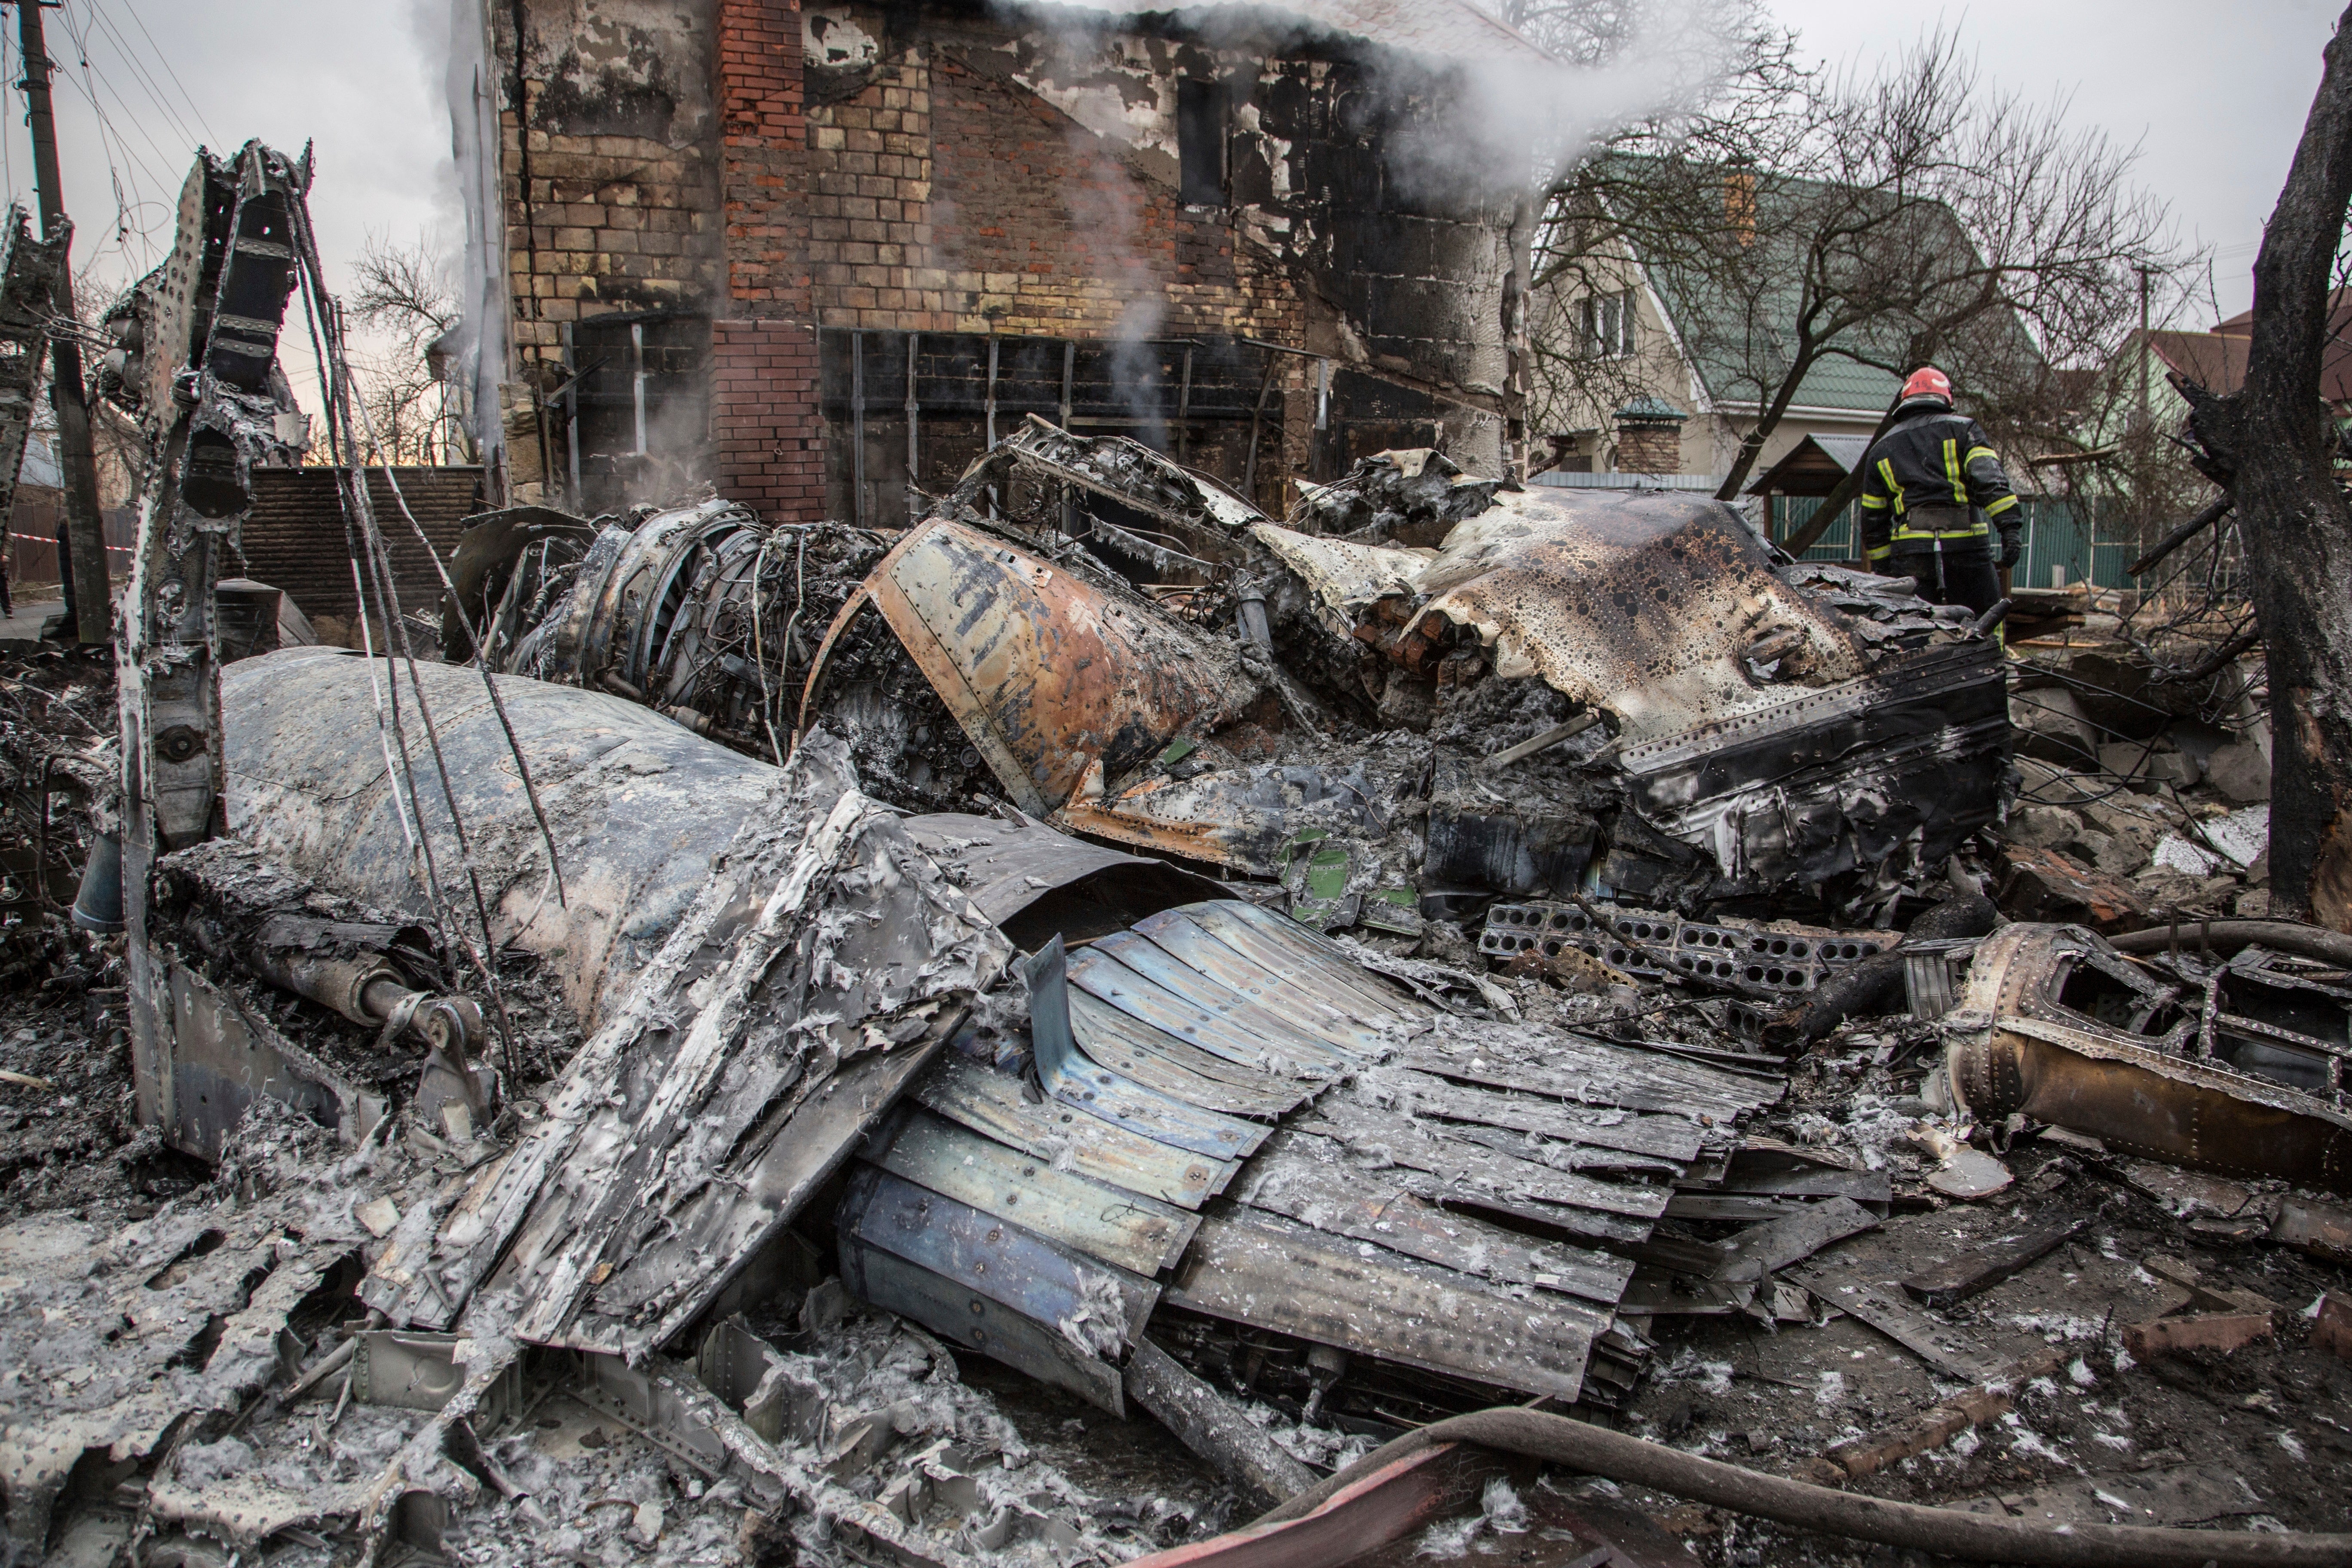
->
[{"left": 450, "top": 0, "right": 1549, "bottom": 521}]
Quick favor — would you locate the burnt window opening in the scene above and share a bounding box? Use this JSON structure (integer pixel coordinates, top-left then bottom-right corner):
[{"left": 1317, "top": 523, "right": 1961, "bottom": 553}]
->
[
  {"left": 1581, "top": 288, "right": 1637, "bottom": 359},
  {"left": 818, "top": 328, "right": 1280, "bottom": 527},
  {"left": 560, "top": 311, "right": 711, "bottom": 516},
  {"left": 1177, "top": 80, "right": 1227, "bottom": 208}
]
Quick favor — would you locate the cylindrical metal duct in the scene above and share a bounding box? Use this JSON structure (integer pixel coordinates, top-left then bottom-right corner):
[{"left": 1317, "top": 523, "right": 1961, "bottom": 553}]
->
[{"left": 220, "top": 646, "right": 788, "bottom": 1030}]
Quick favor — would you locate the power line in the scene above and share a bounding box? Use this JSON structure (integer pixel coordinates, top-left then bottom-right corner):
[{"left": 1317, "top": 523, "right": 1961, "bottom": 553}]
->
[
  {"left": 75, "top": 0, "right": 198, "bottom": 153},
  {"left": 37, "top": 16, "right": 173, "bottom": 274},
  {"left": 93, "top": 0, "right": 215, "bottom": 150},
  {"left": 52, "top": 2, "right": 175, "bottom": 193}
]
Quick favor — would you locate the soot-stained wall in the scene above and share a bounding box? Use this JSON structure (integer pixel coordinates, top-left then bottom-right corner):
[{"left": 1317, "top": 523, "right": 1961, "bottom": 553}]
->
[{"left": 476, "top": 0, "right": 1534, "bottom": 520}]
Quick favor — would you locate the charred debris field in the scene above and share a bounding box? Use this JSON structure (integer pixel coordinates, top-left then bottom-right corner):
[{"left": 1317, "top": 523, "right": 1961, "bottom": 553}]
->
[{"left": 4, "top": 432, "right": 2352, "bottom": 1568}]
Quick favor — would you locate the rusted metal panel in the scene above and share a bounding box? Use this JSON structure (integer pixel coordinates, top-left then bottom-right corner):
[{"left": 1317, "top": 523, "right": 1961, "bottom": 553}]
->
[
  {"left": 1067, "top": 945, "right": 1338, "bottom": 1079},
  {"left": 912, "top": 1053, "right": 1237, "bottom": 1210},
  {"left": 1948, "top": 922, "right": 2352, "bottom": 1193},
  {"left": 1233, "top": 1131, "right": 1633, "bottom": 1310},
  {"left": 840, "top": 1164, "right": 1160, "bottom": 1353},
  {"left": 864, "top": 1107, "right": 1201, "bottom": 1277},
  {"left": 1090, "top": 930, "right": 1366, "bottom": 1067},
  {"left": 1163, "top": 1210, "right": 1595, "bottom": 1401},
  {"left": 1069, "top": 990, "right": 1312, "bottom": 1118},
  {"left": 1294, "top": 1102, "right": 1670, "bottom": 1228},
  {"left": 1028, "top": 937, "right": 1268, "bottom": 1161},
  {"left": 863, "top": 518, "right": 1262, "bottom": 815},
  {"left": 839, "top": 1237, "right": 1128, "bottom": 1415},
  {"left": 1141, "top": 906, "right": 1427, "bottom": 1033},
  {"left": 1359, "top": 1066, "right": 1706, "bottom": 1164}
]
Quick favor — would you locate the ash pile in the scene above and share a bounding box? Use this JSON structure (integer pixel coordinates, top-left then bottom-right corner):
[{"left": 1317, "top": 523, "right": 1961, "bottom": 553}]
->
[{"left": 6, "top": 425, "right": 2352, "bottom": 1568}]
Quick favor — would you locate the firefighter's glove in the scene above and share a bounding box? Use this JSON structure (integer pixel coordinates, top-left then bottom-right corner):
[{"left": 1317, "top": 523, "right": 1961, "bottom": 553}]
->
[{"left": 1997, "top": 533, "right": 2022, "bottom": 570}]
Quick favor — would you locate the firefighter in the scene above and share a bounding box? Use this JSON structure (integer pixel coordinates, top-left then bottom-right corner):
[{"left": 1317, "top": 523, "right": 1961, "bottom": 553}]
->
[{"left": 1856, "top": 366, "right": 2020, "bottom": 616}]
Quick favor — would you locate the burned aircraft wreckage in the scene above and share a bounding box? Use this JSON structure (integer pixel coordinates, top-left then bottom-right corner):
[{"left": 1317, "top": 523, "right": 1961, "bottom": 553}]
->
[
  {"left": 25, "top": 127, "right": 2352, "bottom": 1568},
  {"left": 447, "top": 417, "right": 2015, "bottom": 924}
]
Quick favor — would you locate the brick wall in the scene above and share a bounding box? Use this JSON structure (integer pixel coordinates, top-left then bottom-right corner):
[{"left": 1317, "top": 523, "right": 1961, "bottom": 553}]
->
[
  {"left": 239, "top": 469, "right": 486, "bottom": 625},
  {"left": 496, "top": 0, "right": 725, "bottom": 506},
  {"left": 801, "top": 45, "right": 1304, "bottom": 344},
  {"left": 714, "top": 0, "right": 825, "bottom": 520},
  {"left": 1616, "top": 422, "right": 1684, "bottom": 475}
]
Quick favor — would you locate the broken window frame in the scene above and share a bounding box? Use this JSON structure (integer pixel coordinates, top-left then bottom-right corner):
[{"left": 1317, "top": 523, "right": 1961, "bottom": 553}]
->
[
  {"left": 1176, "top": 79, "right": 1228, "bottom": 209},
  {"left": 1581, "top": 288, "right": 1638, "bottom": 360}
]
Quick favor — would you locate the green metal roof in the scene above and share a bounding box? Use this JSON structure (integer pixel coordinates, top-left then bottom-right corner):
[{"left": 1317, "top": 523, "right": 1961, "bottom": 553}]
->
[{"left": 1591, "top": 158, "right": 2036, "bottom": 420}]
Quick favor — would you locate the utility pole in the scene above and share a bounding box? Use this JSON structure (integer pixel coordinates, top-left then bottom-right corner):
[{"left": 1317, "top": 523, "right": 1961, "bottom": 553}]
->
[
  {"left": 2136, "top": 264, "right": 2153, "bottom": 432},
  {"left": 10, "top": 0, "right": 110, "bottom": 643}
]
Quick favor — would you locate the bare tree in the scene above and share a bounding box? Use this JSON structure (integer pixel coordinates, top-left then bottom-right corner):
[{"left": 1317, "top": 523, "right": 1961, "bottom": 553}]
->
[
  {"left": 345, "top": 233, "right": 473, "bottom": 466},
  {"left": 2178, "top": 5, "right": 2352, "bottom": 931},
  {"left": 1537, "top": 28, "right": 2186, "bottom": 510},
  {"left": 1517, "top": 0, "right": 1815, "bottom": 452}
]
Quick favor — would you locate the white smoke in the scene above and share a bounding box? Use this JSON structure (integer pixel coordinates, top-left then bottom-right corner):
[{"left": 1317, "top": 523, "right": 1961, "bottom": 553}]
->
[{"left": 1057, "top": 121, "right": 1171, "bottom": 444}]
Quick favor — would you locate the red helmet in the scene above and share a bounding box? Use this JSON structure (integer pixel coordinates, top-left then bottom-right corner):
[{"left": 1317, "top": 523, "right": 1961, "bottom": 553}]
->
[{"left": 1902, "top": 366, "right": 1952, "bottom": 404}]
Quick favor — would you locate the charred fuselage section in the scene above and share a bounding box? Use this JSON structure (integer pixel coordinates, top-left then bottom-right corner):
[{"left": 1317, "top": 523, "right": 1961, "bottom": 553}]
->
[{"left": 451, "top": 428, "right": 2010, "bottom": 924}]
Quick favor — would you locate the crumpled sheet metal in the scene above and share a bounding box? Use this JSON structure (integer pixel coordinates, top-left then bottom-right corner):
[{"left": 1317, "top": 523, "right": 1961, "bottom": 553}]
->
[
  {"left": 221, "top": 652, "right": 1012, "bottom": 1358},
  {"left": 1617, "top": 639, "right": 2010, "bottom": 894},
  {"left": 1407, "top": 489, "right": 1869, "bottom": 747},
  {"left": 900, "top": 809, "right": 1225, "bottom": 935},
  {"left": 357, "top": 734, "right": 1010, "bottom": 1355},
  {"left": 952, "top": 413, "right": 1262, "bottom": 552},
  {"left": 222, "top": 646, "right": 784, "bottom": 1032},
  {"left": 864, "top": 518, "right": 1265, "bottom": 818},
  {"left": 1062, "top": 761, "right": 1388, "bottom": 879},
  {"left": 833, "top": 899, "right": 1795, "bottom": 1429},
  {"left": 1250, "top": 523, "right": 1430, "bottom": 632},
  {"left": 1948, "top": 922, "right": 2352, "bottom": 1193}
]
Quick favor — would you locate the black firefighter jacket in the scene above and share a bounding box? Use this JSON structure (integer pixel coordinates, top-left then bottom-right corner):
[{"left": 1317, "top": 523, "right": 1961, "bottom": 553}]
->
[{"left": 1857, "top": 403, "right": 2021, "bottom": 564}]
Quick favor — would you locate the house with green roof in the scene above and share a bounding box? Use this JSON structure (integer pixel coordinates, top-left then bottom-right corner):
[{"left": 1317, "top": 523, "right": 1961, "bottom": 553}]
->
[{"left": 1528, "top": 163, "right": 2039, "bottom": 493}]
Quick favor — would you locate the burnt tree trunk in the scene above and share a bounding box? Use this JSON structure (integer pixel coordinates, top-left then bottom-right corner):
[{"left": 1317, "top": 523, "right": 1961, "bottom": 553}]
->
[{"left": 2184, "top": 4, "right": 2352, "bottom": 931}]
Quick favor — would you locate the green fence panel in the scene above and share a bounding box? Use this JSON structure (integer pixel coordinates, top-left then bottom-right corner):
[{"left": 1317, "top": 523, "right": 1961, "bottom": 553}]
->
[{"left": 1769, "top": 495, "right": 2144, "bottom": 589}]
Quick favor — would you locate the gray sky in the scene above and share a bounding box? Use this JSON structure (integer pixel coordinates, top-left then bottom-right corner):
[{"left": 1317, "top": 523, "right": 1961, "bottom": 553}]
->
[
  {"left": 0, "top": 0, "right": 2330, "bottom": 370},
  {"left": 0, "top": 0, "right": 453, "bottom": 413},
  {"left": 1768, "top": 0, "right": 2340, "bottom": 326}
]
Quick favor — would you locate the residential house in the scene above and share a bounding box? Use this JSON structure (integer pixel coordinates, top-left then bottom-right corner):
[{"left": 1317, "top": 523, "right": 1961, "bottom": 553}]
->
[
  {"left": 1528, "top": 165, "right": 2042, "bottom": 499},
  {"left": 447, "top": 0, "right": 1558, "bottom": 524},
  {"left": 2078, "top": 290, "right": 2352, "bottom": 459}
]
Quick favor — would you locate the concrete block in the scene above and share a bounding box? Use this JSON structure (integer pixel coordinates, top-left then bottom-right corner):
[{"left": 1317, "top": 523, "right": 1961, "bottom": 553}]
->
[
  {"left": 2206, "top": 742, "right": 2271, "bottom": 804},
  {"left": 2314, "top": 1293, "right": 2352, "bottom": 1361},
  {"left": 2004, "top": 805, "right": 2082, "bottom": 851},
  {"left": 2123, "top": 1312, "right": 2272, "bottom": 1360},
  {"left": 2010, "top": 687, "right": 2100, "bottom": 767},
  {"left": 2099, "top": 742, "right": 2198, "bottom": 791}
]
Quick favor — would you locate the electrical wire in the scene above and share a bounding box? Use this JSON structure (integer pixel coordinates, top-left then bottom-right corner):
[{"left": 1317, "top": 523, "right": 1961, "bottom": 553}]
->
[
  {"left": 289, "top": 186, "right": 534, "bottom": 1079},
  {"left": 92, "top": 0, "right": 214, "bottom": 150},
  {"left": 77, "top": 0, "right": 203, "bottom": 153}
]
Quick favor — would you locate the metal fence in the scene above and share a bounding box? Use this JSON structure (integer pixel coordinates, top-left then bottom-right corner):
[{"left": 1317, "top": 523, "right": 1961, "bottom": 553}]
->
[{"left": 1766, "top": 494, "right": 2153, "bottom": 590}]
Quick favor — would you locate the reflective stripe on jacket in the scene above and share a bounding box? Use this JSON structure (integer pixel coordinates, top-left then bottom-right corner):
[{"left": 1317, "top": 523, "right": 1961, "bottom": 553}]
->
[{"left": 1856, "top": 403, "right": 2020, "bottom": 563}]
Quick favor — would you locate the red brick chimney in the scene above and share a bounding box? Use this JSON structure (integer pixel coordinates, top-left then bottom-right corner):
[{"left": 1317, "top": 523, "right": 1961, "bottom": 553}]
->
[{"left": 1613, "top": 396, "right": 1688, "bottom": 475}]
